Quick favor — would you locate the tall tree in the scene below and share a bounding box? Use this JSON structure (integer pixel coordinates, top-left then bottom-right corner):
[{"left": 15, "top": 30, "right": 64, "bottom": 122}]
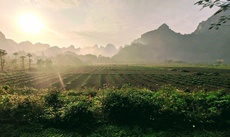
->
[
  {"left": 27, "top": 53, "right": 32, "bottom": 69},
  {"left": 45, "top": 59, "right": 52, "bottom": 68},
  {"left": 195, "top": 0, "right": 230, "bottom": 29},
  {"left": 37, "top": 59, "right": 44, "bottom": 68},
  {"left": 13, "top": 52, "right": 18, "bottom": 69},
  {"left": 20, "top": 56, "right": 26, "bottom": 69},
  {"left": 13, "top": 52, "right": 18, "bottom": 59},
  {"left": 0, "top": 49, "right": 7, "bottom": 71}
]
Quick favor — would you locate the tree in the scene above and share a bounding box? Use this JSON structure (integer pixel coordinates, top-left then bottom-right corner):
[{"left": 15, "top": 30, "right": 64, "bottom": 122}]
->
[
  {"left": 37, "top": 59, "right": 44, "bottom": 68},
  {"left": 37, "top": 59, "right": 52, "bottom": 68},
  {"left": 195, "top": 0, "right": 230, "bottom": 29},
  {"left": 13, "top": 52, "right": 18, "bottom": 69},
  {"left": 13, "top": 52, "right": 18, "bottom": 59},
  {"left": 45, "top": 59, "right": 52, "bottom": 68},
  {"left": 0, "top": 49, "right": 7, "bottom": 71},
  {"left": 27, "top": 53, "right": 32, "bottom": 69},
  {"left": 20, "top": 56, "right": 26, "bottom": 69}
]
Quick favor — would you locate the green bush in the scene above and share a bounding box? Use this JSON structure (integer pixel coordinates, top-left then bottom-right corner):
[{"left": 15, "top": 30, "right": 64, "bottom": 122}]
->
[
  {"left": 154, "top": 86, "right": 188, "bottom": 129},
  {"left": 102, "top": 86, "right": 230, "bottom": 129},
  {"left": 60, "top": 94, "right": 96, "bottom": 130},
  {"left": 102, "top": 87, "right": 159, "bottom": 126},
  {"left": 41, "top": 89, "right": 99, "bottom": 131},
  {"left": 181, "top": 90, "right": 230, "bottom": 129},
  {"left": 42, "top": 90, "right": 63, "bottom": 126},
  {"left": 0, "top": 93, "right": 43, "bottom": 124},
  {"left": 0, "top": 86, "right": 230, "bottom": 133}
]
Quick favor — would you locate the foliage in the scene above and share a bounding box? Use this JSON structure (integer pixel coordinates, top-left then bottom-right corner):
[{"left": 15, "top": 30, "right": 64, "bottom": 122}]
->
[
  {"left": 0, "top": 49, "right": 7, "bottom": 71},
  {"left": 195, "top": 0, "right": 230, "bottom": 29},
  {"left": 0, "top": 86, "right": 230, "bottom": 136},
  {"left": 102, "top": 87, "right": 159, "bottom": 126},
  {"left": 0, "top": 124, "right": 230, "bottom": 137},
  {"left": 0, "top": 94, "right": 43, "bottom": 125},
  {"left": 37, "top": 59, "right": 52, "bottom": 68},
  {"left": 102, "top": 86, "right": 230, "bottom": 129},
  {"left": 41, "top": 89, "right": 98, "bottom": 131}
]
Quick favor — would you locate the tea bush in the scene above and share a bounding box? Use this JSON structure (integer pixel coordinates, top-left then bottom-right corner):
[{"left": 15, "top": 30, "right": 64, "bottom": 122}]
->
[
  {"left": 0, "top": 86, "right": 230, "bottom": 135},
  {"left": 102, "top": 87, "right": 159, "bottom": 126},
  {"left": 0, "top": 93, "right": 43, "bottom": 125},
  {"left": 41, "top": 89, "right": 98, "bottom": 131},
  {"left": 102, "top": 86, "right": 230, "bottom": 129}
]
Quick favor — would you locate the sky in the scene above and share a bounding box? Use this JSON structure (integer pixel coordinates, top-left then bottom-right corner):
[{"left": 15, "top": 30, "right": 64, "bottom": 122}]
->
[{"left": 0, "top": 0, "right": 219, "bottom": 48}]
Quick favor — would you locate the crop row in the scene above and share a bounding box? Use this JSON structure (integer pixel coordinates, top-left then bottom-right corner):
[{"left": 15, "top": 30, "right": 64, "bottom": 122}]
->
[
  {"left": 48, "top": 73, "right": 230, "bottom": 91},
  {"left": 0, "top": 65, "right": 230, "bottom": 91}
]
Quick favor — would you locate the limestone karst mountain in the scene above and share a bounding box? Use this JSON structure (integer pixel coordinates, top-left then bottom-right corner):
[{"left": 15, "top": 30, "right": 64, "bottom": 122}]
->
[
  {"left": 0, "top": 31, "right": 119, "bottom": 57},
  {"left": 1, "top": 11, "right": 230, "bottom": 63},
  {"left": 113, "top": 11, "right": 230, "bottom": 63}
]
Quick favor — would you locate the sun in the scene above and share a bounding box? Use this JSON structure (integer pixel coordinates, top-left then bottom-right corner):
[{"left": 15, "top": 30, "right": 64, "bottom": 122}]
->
[{"left": 19, "top": 13, "right": 44, "bottom": 34}]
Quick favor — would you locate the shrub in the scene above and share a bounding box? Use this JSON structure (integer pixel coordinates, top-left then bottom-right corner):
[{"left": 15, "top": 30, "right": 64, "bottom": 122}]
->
[
  {"left": 41, "top": 89, "right": 99, "bottom": 131},
  {"left": 102, "top": 87, "right": 159, "bottom": 126},
  {"left": 60, "top": 94, "right": 96, "bottom": 130},
  {"left": 0, "top": 93, "right": 43, "bottom": 124},
  {"left": 154, "top": 86, "right": 188, "bottom": 129},
  {"left": 1, "top": 86, "right": 230, "bottom": 132}
]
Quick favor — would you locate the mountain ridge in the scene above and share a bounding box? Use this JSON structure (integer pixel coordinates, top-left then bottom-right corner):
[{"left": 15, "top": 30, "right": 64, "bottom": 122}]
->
[
  {"left": 1, "top": 11, "right": 230, "bottom": 63},
  {"left": 113, "top": 12, "right": 230, "bottom": 63},
  {"left": 0, "top": 32, "right": 119, "bottom": 57}
]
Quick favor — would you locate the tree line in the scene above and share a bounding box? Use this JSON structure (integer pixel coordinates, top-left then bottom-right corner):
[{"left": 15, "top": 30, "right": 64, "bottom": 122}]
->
[{"left": 0, "top": 49, "right": 52, "bottom": 71}]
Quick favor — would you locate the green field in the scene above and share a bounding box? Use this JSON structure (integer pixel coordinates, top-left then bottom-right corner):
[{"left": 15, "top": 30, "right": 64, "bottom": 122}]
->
[
  {"left": 1, "top": 64, "right": 230, "bottom": 91},
  {"left": 0, "top": 64, "right": 230, "bottom": 136}
]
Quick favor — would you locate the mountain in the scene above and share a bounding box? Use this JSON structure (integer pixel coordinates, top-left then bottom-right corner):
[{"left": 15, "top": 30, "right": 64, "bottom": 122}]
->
[
  {"left": 78, "top": 44, "right": 119, "bottom": 57},
  {"left": 62, "top": 45, "right": 80, "bottom": 53},
  {"left": 99, "top": 44, "right": 119, "bottom": 57},
  {"left": 0, "top": 31, "right": 119, "bottom": 57},
  {"left": 113, "top": 11, "right": 230, "bottom": 63},
  {"left": 0, "top": 32, "right": 51, "bottom": 54},
  {"left": 0, "top": 32, "right": 11, "bottom": 52},
  {"left": 43, "top": 46, "right": 62, "bottom": 57}
]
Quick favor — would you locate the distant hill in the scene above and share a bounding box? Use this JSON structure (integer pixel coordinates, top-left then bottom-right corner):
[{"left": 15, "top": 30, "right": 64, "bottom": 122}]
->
[
  {"left": 0, "top": 32, "right": 51, "bottom": 54},
  {"left": 0, "top": 32, "right": 12, "bottom": 52},
  {"left": 77, "top": 44, "right": 119, "bottom": 57},
  {"left": 113, "top": 11, "right": 230, "bottom": 63},
  {"left": 1, "top": 11, "right": 230, "bottom": 63},
  {"left": 0, "top": 32, "right": 119, "bottom": 57}
]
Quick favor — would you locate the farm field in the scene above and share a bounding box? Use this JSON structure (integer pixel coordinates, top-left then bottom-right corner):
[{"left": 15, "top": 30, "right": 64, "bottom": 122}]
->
[
  {"left": 0, "top": 64, "right": 230, "bottom": 91},
  {"left": 1, "top": 64, "right": 230, "bottom": 136}
]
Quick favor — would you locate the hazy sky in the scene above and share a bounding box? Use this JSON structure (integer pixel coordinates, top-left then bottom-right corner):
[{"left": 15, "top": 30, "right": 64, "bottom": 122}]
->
[{"left": 0, "top": 0, "right": 218, "bottom": 48}]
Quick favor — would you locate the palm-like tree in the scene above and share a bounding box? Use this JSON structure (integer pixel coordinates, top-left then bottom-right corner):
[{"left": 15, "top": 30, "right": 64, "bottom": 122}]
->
[
  {"left": 27, "top": 53, "right": 32, "bottom": 69},
  {"left": 13, "top": 52, "right": 18, "bottom": 59},
  {"left": 20, "top": 56, "right": 26, "bottom": 69},
  {"left": 0, "top": 49, "right": 7, "bottom": 71},
  {"left": 13, "top": 52, "right": 18, "bottom": 69}
]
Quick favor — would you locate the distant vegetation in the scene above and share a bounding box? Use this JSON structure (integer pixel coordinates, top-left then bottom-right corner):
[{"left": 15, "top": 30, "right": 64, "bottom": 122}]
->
[{"left": 0, "top": 48, "right": 122, "bottom": 72}]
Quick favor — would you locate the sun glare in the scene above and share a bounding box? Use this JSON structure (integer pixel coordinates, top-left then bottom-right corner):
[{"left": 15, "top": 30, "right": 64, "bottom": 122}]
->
[{"left": 19, "top": 13, "right": 44, "bottom": 34}]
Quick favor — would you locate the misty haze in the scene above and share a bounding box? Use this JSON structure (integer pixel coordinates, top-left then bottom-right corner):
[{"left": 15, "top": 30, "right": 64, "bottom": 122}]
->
[{"left": 0, "top": 0, "right": 230, "bottom": 136}]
